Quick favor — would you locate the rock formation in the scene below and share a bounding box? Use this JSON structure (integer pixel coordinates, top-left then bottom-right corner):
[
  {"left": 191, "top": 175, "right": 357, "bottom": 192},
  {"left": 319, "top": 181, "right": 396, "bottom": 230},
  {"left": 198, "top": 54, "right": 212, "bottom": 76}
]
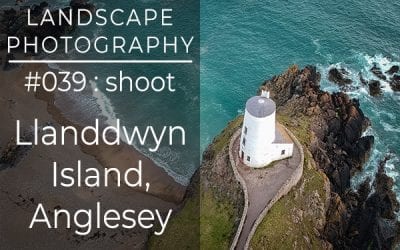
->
[
  {"left": 368, "top": 80, "right": 382, "bottom": 96},
  {"left": 328, "top": 67, "right": 352, "bottom": 85},
  {"left": 0, "top": 0, "right": 95, "bottom": 51},
  {"left": 390, "top": 75, "right": 400, "bottom": 91},
  {"left": 371, "top": 63, "right": 387, "bottom": 81},
  {"left": 386, "top": 65, "right": 399, "bottom": 75},
  {"left": 262, "top": 65, "right": 399, "bottom": 248}
]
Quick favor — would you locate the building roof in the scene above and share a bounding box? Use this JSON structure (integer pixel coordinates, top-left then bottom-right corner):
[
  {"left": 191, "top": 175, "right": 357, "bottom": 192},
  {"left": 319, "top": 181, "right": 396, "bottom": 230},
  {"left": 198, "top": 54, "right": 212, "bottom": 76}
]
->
[{"left": 245, "top": 96, "right": 276, "bottom": 118}]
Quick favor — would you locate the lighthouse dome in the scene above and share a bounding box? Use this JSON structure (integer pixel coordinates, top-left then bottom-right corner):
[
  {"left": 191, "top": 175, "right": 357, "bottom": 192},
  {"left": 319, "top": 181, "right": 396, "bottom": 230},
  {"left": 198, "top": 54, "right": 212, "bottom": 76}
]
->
[{"left": 245, "top": 96, "right": 276, "bottom": 118}]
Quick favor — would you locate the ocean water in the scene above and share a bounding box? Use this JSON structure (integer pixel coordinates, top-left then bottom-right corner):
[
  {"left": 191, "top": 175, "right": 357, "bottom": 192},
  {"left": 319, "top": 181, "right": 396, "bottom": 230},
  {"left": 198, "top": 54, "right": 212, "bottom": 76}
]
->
[
  {"left": 200, "top": 0, "right": 400, "bottom": 195},
  {"left": 22, "top": 0, "right": 399, "bottom": 191},
  {"left": 35, "top": 0, "right": 200, "bottom": 185}
]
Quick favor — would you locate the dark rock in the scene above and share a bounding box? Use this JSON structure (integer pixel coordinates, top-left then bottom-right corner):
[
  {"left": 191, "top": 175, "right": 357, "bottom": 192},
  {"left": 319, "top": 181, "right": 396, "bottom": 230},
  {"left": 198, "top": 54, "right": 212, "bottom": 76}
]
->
[
  {"left": 264, "top": 66, "right": 370, "bottom": 193},
  {"left": 370, "top": 63, "right": 387, "bottom": 80},
  {"left": 0, "top": 33, "right": 7, "bottom": 48},
  {"left": 328, "top": 67, "right": 353, "bottom": 85},
  {"left": 359, "top": 72, "right": 368, "bottom": 85},
  {"left": 368, "top": 80, "right": 382, "bottom": 96},
  {"left": 3, "top": 8, "right": 17, "bottom": 19},
  {"left": 262, "top": 65, "right": 399, "bottom": 249},
  {"left": 390, "top": 74, "right": 400, "bottom": 91},
  {"left": 343, "top": 155, "right": 400, "bottom": 249},
  {"left": 40, "top": 1, "right": 49, "bottom": 8},
  {"left": 0, "top": 1, "right": 95, "bottom": 52},
  {"left": 0, "top": 22, "right": 7, "bottom": 33},
  {"left": 0, "top": 135, "right": 32, "bottom": 170},
  {"left": 30, "top": 4, "right": 45, "bottom": 17},
  {"left": 324, "top": 192, "right": 348, "bottom": 245},
  {"left": 349, "top": 136, "right": 374, "bottom": 173},
  {"left": 385, "top": 65, "right": 399, "bottom": 75},
  {"left": 70, "top": 0, "right": 96, "bottom": 13},
  {"left": 8, "top": 14, "right": 27, "bottom": 35},
  {"left": 3, "top": 53, "right": 18, "bottom": 71}
]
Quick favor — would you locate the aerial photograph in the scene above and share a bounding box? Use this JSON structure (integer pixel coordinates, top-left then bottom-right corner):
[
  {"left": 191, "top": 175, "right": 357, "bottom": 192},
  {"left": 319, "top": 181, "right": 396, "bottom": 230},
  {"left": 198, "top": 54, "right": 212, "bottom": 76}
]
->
[{"left": 0, "top": 0, "right": 399, "bottom": 249}]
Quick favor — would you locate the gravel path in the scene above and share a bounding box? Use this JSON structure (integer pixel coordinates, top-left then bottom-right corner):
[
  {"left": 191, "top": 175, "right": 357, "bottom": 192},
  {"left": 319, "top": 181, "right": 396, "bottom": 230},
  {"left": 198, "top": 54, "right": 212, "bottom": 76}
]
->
[{"left": 231, "top": 123, "right": 302, "bottom": 250}]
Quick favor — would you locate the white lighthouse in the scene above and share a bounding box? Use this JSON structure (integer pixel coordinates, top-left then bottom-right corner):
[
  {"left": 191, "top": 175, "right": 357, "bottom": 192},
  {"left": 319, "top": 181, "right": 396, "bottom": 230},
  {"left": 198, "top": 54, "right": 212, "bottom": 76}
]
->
[{"left": 239, "top": 91, "right": 293, "bottom": 168}]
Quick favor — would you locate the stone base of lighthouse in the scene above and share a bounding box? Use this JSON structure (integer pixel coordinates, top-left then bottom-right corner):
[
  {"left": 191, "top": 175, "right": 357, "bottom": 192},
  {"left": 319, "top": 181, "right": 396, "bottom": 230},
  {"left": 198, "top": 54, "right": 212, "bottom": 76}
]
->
[{"left": 239, "top": 122, "right": 294, "bottom": 168}]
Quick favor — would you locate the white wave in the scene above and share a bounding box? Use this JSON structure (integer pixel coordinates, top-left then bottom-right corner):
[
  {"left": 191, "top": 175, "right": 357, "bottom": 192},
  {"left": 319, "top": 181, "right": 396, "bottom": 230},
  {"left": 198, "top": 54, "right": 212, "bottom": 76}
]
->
[
  {"left": 364, "top": 54, "right": 392, "bottom": 70},
  {"left": 381, "top": 121, "right": 400, "bottom": 133},
  {"left": 362, "top": 126, "right": 374, "bottom": 137},
  {"left": 200, "top": 46, "right": 208, "bottom": 55},
  {"left": 360, "top": 53, "right": 398, "bottom": 93},
  {"left": 89, "top": 80, "right": 117, "bottom": 126},
  {"left": 383, "top": 111, "right": 396, "bottom": 120},
  {"left": 319, "top": 54, "right": 400, "bottom": 204},
  {"left": 89, "top": 80, "right": 190, "bottom": 185},
  {"left": 320, "top": 53, "right": 400, "bottom": 99}
]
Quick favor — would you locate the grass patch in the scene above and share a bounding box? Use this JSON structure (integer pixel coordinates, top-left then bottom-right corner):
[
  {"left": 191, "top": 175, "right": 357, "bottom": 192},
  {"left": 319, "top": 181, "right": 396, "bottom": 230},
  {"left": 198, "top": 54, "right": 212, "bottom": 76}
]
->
[
  {"left": 251, "top": 152, "right": 327, "bottom": 249},
  {"left": 150, "top": 116, "right": 243, "bottom": 249},
  {"left": 250, "top": 111, "right": 327, "bottom": 249},
  {"left": 148, "top": 187, "right": 199, "bottom": 249},
  {"left": 277, "top": 113, "right": 311, "bottom": 146},
  {"left": 200, "top": 190, "right": 237, "bottom": 250},
  {"left": 150, "top": 168, "right": 237, "bottom": 250},
  {"left": 210, "top": 116, "right": 243, "bottom": 157}
]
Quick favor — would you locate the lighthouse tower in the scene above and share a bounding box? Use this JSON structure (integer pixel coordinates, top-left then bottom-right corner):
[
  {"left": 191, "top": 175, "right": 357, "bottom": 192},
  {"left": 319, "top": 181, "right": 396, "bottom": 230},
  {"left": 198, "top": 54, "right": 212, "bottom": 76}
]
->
[{"left": 239, "top": 91, "right": 293, "bottom": 168}]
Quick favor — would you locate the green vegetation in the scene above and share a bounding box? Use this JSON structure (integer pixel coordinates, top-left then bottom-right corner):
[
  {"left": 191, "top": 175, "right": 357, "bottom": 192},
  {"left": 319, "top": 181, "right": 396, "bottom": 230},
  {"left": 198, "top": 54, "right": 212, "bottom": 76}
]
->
[
  {"left": 200, "top": 190, "right": 237, "bottom": 250},
  {"left": 148, "top": 192, "right": 199, "bottom": 249},
  {"left": 209, "top": 116, "right": 243, "bottom": 157},
  {"left": 277, "top": 112, "right": 311, "bottom": 146},
  {"left": 250, "top": 113, "right": 327, "bottom": 249},
  {"left": 251, "top": 151, "right": 327, "bottom": 249},
  {"left": 150, "top": 116, "right": 244, "bottom": 250},
  {"left": 200, "top": 115, "right": 243, "bottom": 249}
]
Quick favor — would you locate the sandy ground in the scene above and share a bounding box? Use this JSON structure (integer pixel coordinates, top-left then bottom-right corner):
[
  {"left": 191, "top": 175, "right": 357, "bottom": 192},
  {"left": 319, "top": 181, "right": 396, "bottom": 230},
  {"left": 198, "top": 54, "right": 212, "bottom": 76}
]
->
[{"left": 0, "top": 51, "right": 186, "bottom": 249}]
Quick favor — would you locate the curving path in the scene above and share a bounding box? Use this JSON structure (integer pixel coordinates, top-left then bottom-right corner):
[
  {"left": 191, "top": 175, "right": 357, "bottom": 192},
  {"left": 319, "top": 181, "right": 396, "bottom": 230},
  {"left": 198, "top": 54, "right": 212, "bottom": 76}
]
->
[{"left": 229, "top": 123, "right": 304, "bottom": 250}]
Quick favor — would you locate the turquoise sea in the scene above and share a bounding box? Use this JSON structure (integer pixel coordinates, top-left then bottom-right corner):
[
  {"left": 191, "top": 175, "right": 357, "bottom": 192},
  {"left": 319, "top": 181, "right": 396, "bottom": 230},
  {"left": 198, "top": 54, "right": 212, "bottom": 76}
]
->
[
  {"left": 31, "top": 0, "right": 399, "bottom": 193},
  {"left": 200, "top": 0, "right": 400, "bottom": 194}
]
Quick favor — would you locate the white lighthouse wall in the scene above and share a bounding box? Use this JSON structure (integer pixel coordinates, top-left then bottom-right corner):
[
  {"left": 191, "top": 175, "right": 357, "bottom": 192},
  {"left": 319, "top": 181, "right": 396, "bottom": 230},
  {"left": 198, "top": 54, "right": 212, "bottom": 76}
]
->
[
  {"left": 239, "top": 106, "right": 294, "bottom": 168},
  {"left": 240, "top": 109, "right": 275, "bottom": 168},
  {"left": 240, "top": 109, "right": 275, "bottom": 152},
  {"left": 241, "top": 143, "right": 293, "bottom": 168}
]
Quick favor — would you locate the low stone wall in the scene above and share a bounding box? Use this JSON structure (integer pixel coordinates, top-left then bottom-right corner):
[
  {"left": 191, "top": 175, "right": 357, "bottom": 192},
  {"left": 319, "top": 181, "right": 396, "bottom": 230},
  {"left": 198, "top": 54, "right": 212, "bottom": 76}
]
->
[
  {"left": 244, "top": 125, "right": 304, "bottom": 249},
  {"left": 229, "top": 124, "right": 304, "bottom": 250},
  {"left": 229, "top": 129, "right": 249, "bottom": 250}
]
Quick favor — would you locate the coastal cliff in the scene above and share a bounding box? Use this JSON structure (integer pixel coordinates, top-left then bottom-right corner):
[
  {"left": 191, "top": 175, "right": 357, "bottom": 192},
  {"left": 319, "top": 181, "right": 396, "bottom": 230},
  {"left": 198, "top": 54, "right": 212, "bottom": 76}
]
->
[
  {"left": 154, "top": 65, "right": 400, "bottom": 249},
  {"left": 150, "top": 117, "right": 245, "bottom": 249},
  {"left": 260, "top": 65, "right": 399, "bottom": 248}
]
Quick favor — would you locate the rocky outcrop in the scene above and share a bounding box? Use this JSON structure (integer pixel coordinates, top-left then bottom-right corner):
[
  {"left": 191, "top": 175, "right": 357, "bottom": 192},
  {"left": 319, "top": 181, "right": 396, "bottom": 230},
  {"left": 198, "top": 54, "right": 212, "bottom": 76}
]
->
[
  {"left": 386, "top": 65, "right": 399, "bottom": 75},
  {"left": 371, "top": 63, "right": 387, "bottom": 81},
  {"left": 200, "top": 118, "right": 245, "bottom": 244},
  {"left": 0, "top": 0, "right": 95, "bottom": 51},
  {"left": 262, "top": 65, "right": 399, "bottom": 249},
  {"left": 328, "top": 67, "right": 352, "bottom": 85},
  {"left": 390, "top": 75, "right": 400, "bottom": 91},
  {"left": 368, "top": 80, "right": 382, "bottom": 96},
  {"left": 364, "top": 63, "right": 400, "bottom": 92},
  {"left": 2, "top": 53, "right": 18, "bottom": 71},
  {"left": 343, "top": 155, "right": 400, "bottom": 249},
  {"left": 0, "top": 137, "right": 32, "bottom": 170},
  {"left": 263, "top": 65, "right": 372, "bottom": 194},
  {"left": 201, "top": 143, "right": 244, "bottom": 208}
]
